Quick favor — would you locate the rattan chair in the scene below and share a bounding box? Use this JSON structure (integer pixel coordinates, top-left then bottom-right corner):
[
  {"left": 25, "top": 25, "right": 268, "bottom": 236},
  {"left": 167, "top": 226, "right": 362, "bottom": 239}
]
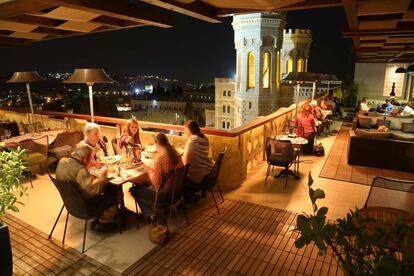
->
[
  {"left": 48, "top": 130, "right": 83, "bottom": 160},
  {"left": 19, "top": 135, "right": 49, "bottom": 187}
]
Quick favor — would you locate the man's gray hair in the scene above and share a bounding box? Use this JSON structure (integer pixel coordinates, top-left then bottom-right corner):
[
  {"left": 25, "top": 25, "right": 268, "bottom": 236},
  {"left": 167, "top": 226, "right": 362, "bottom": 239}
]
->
[
  {"left": 84, "top": 122, "right": 100, "bottom": 135},
  {"left": 71, "top": 144, "right": 93, "bottom": 161}
]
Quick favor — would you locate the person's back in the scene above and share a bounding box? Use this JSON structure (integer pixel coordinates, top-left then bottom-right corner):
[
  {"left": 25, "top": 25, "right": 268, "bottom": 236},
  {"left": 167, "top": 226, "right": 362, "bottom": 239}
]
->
[
  {"left": 296, "top": 113, "right": 315, "bottom": 138},
  {"left": 152, "top": 149, "right": 183, "bottom": 193},
  {"left": 185, "top": 136, "right": 213, "bottom": 184}
]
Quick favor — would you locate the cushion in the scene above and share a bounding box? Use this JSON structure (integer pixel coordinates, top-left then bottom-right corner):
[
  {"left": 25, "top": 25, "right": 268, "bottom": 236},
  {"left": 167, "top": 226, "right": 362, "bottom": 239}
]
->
[
  {"left": 48, "top": 145, "right": 73, "bottom": 159},
  {"left": 358, "top": 117, "right": 371, "bottom": 129},
  {"left": 355, "top": 129, "right": 393, "bottom": 139},
  {"left": 377, "top": 119, "right": 390, "bottom": 129},
  {"left": 23, "top": 152, "right": 47, "bottom": 165},
  {"left": 386, "top": 116, "right": 414, "bottom": 130},
  {"left": 393, "top": 133, "right": 414, "bottom": 142},
  {"left": 401, "top": 122, "right": 414, "bottom": 133}
]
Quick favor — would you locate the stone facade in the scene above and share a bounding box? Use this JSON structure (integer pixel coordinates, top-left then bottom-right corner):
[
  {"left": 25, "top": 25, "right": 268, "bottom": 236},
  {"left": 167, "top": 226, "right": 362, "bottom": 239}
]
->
[{"left": 214, "top": 13, "right": 312, "bottom": 129}]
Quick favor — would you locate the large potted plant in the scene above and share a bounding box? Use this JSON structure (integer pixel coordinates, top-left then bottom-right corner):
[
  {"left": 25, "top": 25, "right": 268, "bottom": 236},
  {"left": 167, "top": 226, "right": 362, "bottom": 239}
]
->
[
  {"left": 295, "top": 173, "right": 414, "bottom": 275},
  {"left": 0, "top": 147, "right": 28, "bottom": 276}
]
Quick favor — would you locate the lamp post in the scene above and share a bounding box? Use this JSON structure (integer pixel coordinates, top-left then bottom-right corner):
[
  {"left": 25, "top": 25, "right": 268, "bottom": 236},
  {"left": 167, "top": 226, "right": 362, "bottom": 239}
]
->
[
  {"left": 6, "top": 71, "right": 45, "bottom": 123},
  {"left": 64, "top": 69, "right": 114, "bottom": 122}
]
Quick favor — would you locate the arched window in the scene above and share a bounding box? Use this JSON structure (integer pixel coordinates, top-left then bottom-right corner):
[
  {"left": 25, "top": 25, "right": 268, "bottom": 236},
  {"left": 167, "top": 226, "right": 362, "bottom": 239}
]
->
[
  {"left": 262, "top": 52, "right": 270, "bottom": 88},
  {"left": 247, "top": 52, "right": 255, "bottom": 88},
  {"left": 222, "top": 91, "right": 226, "bottom": 97},
  {"left": 297, "top": 59, "right": 304, "bottom": 72},
  {"left": 287, "top": 58, "right": 293, "bottom": 74},
  {"left": 228, "top": 91, "right": 231, "bottom": 97},
  {"left": 227, "top": 106, "right": 230, "bottom": 113},
  {"left": 227, "top": 121, "right": 230, "bottom": 129},
  {"left": 222, "top": 105, "right": 226, "bottom": 113},
  {"left": 249, "top": 102, "right": 252, "bottom": 109},
  {"left": 222, "top": 121, "right": 226, "bottom": 129}
]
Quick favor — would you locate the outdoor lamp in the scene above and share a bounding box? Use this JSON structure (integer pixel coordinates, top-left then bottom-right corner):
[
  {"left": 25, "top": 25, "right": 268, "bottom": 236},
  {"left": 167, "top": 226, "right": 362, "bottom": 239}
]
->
[
  {"left": 395, "top": 67, "right": 407, "bottom": 74},
  {"left": 64, "top": 68, "right": 114, "bottom": 122},
  {"left": 6, "top": 71, "right": 45, "bottom": 123}
]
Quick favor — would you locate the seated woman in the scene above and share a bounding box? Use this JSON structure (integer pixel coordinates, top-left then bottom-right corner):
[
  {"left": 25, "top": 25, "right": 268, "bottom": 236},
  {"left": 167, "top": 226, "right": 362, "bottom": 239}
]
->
[
  {"left": 182, "top": 120, "right": 213, "bottom": 200},
  {"left": 118, "top": 117, "right": 142, "bottom": 159},
  {"left": 130, "top": 133, "right": 183, "bottom": 220},
  {"left": 296, "top": 104, "right": 316, "bottom": 155}
]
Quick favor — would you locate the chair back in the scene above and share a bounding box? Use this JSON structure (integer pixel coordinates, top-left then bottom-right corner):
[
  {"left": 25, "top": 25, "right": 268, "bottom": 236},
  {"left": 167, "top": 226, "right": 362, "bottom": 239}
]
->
[
  {"left": 265, "top": 138, "right": 294, "bottom": 165},
  {"left": 112, "top": 138, "right": 122, "bottom": 155},
  {"left": 49, "top": 176, "right": 93, "bottom": 219},
  {"left": 157, "top": 164, "right": 189, "bottom": 208},
  {"left": 20, "top": 135, "right": 49, "bottom": 156},
  {"left": 53, "top": 130, "right": 83, "bottom": 148},
  {"left": 201, "top": 147, "right": 227, "bottom": 190},
  {"left": 365, "top": 177, "right": 414, "bottom": 214},
  {"left": 24, "top": 122, "right": 44, "bottom": 133}
]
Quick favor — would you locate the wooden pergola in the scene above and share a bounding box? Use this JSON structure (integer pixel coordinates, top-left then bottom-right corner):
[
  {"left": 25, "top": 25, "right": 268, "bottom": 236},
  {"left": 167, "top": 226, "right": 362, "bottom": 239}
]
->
[{"left": 0, "top": 0, "right": 413, "bottom": 63}]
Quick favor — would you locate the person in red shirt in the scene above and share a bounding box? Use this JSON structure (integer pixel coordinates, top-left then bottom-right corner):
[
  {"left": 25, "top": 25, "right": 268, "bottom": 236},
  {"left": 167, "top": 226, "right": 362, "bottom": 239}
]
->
[
  {"left": 296, "top": 104, "right": 316, "bottom": 155},
  {"left": 130, "top": 133, "right": 183, "bottom": 221}
]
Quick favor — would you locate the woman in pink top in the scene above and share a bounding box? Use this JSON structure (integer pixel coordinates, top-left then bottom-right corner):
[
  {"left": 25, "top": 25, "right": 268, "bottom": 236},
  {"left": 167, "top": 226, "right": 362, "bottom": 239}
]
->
[
  {"left": 296, "top": 104, "right": 316, "bottom": 154},
  {"left": 130, "top": 133, "right": 183, "bottom": 220}
]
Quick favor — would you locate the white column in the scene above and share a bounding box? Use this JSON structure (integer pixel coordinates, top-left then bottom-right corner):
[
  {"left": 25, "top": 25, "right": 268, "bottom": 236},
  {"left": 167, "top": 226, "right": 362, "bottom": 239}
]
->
[
  {"left": 312, "top": 82, "right": 316, "bottom": 100},
  {"left": 26, "top": 83, "right": 34, "bottom": 123}
]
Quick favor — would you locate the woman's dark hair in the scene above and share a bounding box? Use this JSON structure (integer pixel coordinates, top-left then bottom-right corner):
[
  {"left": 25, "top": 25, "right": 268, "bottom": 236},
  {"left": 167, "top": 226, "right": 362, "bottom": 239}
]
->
[
  {"left": 154, "top": 133, "right": 180, "bottom": 165},
  {"left": 184, "top": 120, "right": 205, "bottom": 138}
]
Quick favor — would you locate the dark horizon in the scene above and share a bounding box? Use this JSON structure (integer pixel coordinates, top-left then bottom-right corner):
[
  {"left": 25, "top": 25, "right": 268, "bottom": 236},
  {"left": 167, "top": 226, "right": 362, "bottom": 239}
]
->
[{"left": 0, "top": 7, "right": 354, "bottom": 83}]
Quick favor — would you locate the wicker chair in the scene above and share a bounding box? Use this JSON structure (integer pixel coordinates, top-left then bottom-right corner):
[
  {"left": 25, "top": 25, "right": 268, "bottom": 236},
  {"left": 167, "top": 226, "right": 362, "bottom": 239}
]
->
[{"left": 48, "top": 130, "right": 83, "bottom": 160}]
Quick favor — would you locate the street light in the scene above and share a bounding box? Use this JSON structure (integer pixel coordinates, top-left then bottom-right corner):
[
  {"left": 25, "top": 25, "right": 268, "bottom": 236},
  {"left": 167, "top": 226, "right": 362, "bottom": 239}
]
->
[{"left": 64, "top": 68, "right": 114, "bottom": 122}]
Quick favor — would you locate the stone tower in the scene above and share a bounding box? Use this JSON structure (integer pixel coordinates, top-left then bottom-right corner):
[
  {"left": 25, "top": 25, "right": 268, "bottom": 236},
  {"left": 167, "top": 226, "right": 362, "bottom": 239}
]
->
[
  {"left": 280, "top": 29, "right": 312, "bottom": 78},
  {"left": 232, "top": 12, "right": 286, "bottom": 127}
]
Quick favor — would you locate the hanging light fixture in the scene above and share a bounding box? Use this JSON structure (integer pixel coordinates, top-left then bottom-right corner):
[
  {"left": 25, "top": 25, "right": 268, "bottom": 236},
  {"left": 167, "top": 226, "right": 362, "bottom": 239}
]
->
[{"left": 395, "top": 67, "right": 407, "bottom": 74}]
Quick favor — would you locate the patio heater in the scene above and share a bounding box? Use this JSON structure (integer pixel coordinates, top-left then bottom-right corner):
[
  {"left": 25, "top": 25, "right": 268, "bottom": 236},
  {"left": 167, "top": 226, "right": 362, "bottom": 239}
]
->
[
  {"left": 64, "top": 68, "right": 114, "bottom": 122},
  {"left": 6, "top": 71, "right": 45, "bottom": 123}
]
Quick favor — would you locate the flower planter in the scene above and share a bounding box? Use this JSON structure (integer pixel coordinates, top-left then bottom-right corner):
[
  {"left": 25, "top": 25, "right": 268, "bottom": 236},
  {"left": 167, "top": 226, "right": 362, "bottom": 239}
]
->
[{"left": 0, "top": 223, "right": 12, "bottom": 276}]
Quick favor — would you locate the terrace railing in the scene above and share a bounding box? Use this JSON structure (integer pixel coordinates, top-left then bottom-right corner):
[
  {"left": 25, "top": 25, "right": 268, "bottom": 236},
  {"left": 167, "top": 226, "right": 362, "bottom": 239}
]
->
[{"left": 0, "top": 99, "right": 310, "bottom": 190}]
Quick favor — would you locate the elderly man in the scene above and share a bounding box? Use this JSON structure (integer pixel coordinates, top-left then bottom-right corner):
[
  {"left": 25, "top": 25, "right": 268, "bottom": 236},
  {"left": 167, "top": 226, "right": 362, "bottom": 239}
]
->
[
  {"left": 56, "top": 144, "right": 121, "bottom": 232},
  {"left": 80, "top": 123, "right": 108, "bottom": 162}
]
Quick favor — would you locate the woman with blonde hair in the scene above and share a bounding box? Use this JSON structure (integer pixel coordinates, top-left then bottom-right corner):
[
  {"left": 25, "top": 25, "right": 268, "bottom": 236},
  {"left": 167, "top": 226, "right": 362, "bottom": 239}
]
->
[
  {"left": 119, "top": 117, "right": 141, "bottom": 148},
  {"left": 295, "top": 104, "right": 316, "bottom": 154}
]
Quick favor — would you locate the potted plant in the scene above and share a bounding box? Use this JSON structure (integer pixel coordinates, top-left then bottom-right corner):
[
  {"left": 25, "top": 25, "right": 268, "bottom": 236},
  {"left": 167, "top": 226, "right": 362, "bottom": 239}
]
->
[
  {"left": 0, "top": 147, "right": 28, "bottom": 276},
  {"left": 295, "top": 173, "right": 414, "bottom": 275}
]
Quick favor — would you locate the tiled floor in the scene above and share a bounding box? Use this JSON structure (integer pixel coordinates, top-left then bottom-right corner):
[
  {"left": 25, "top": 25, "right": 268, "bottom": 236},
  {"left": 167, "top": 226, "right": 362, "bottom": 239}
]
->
[
  {"left": 125, "top": 199, "right": 343, "bottom": 275},
  {"left": 319, "top": 126, "right": 414, "bottom": 185},
  {"left": 3, "top": 214, "right": 120, "bottom": 276}
]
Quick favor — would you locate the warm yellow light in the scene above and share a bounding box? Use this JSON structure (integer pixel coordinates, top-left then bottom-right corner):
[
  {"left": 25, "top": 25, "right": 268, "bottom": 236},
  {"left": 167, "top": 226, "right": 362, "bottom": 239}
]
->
[
  {"left": 287, "top": 58, "right": 293, "bottom": 74},
  {"left": 247, "top": 52, "right": 255, "bottom": 89},
  {"left": 263, "top": 52, "right": 270, "bottom": 88},
  {"left": 297, "top": 59, "right": 304, "bottom": 73}
]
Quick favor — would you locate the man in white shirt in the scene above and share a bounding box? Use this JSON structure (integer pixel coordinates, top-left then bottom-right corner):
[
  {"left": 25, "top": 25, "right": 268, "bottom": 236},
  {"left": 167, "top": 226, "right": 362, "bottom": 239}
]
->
[{"left": 401, "top": 103, "right": 414, "bottom": 116}]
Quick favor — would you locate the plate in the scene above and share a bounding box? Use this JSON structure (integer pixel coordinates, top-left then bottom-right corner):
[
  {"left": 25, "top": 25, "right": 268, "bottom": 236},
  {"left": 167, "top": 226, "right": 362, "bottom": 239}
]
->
[{"left": 98, "top": 155, "right": 122, "bottom": 165}]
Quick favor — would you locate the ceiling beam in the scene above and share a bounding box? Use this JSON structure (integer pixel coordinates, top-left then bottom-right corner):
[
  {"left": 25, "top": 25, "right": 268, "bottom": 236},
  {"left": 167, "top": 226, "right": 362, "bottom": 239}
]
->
[
  {"left": 141, "top": 0, "right": 220, "bottom": 23},
  {"left": 0, "top": 35, "right": 29, "bottom": 46},
  {"left": 44, "top": 0, "right": 174, "bottom": 28},
  {"left": 343, "top": 29, "right": 414, "bottom": 37},
  {"left": 7, "top": 14, "right": 64, "bottom": 28},
  {"left": 216, "top": 8, "right": 262, "bottom": 17},
  {"left": 276, "top": 0, "right": 343, "bottom": 11},
  {"left": 0, "top": 0, "right": 56, "bottom": 19},
  {"left": 92, "top": 15, "right": 138, "bottom": 28}
]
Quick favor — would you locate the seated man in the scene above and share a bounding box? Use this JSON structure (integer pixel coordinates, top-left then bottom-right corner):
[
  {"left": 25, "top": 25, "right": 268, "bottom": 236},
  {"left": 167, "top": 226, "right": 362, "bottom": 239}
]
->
[
  {"left": 80, "top": 123, "right": 108, "bottom": 162},
  {"left": 55, "top": 144, "right": 121, "bottom": 232},
  {"left": 381, "top": 99, "right": 394, "bottom": 113},
  {"left": 401, "top": 103, "right": 414, "bottom": 116}
]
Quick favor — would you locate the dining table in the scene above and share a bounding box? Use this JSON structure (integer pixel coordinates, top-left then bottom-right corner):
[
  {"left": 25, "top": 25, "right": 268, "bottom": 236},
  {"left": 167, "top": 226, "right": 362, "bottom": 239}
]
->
[
  {"left": 3, "top": 129, "right": 63, "bottom": 145},
  {"left": 275, "top": 135, "right": 308, "bottom": 178}
]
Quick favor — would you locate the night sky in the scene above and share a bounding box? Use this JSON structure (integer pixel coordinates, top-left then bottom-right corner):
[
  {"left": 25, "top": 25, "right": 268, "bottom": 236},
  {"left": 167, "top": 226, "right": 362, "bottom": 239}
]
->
[{"left": 0, "top": 7, "right": 354, "bottom": 83}]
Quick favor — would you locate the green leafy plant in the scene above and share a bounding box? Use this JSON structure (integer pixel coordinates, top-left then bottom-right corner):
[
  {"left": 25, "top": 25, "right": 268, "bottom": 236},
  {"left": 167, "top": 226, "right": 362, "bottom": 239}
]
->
[
  {"left": 295, "top": 173, "right": 414, "bottom": 275},
  {"left": 0, "top": 147, "right": 28, "bottom": 224}
]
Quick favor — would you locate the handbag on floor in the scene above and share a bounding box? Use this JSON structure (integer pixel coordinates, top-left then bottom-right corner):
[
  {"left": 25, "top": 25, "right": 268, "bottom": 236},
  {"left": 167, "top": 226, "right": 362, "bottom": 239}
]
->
[
  {"left": 148, "top": 192, "right": 170, "bottom": 245},
  {"left": 313, "top": 143, "right": 325, "bottom": 157}
]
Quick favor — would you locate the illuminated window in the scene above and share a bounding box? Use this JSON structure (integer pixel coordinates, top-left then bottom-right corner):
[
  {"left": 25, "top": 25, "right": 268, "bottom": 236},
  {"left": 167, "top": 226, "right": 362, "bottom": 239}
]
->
[
  {"left": 287, "top": 58, "right": 293, "bottom": 74},
  {"left": 262, "top": 52, "right": 270, "bottom": 88},
  {"left": 222, "top": 105, "right": 226, "bottom": 113},
  {"left": 247, "top": 52, "right": 256, "bottom": 88},
  {"left": 297, "top": 59, "right": 304, "bottom": 72}
]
